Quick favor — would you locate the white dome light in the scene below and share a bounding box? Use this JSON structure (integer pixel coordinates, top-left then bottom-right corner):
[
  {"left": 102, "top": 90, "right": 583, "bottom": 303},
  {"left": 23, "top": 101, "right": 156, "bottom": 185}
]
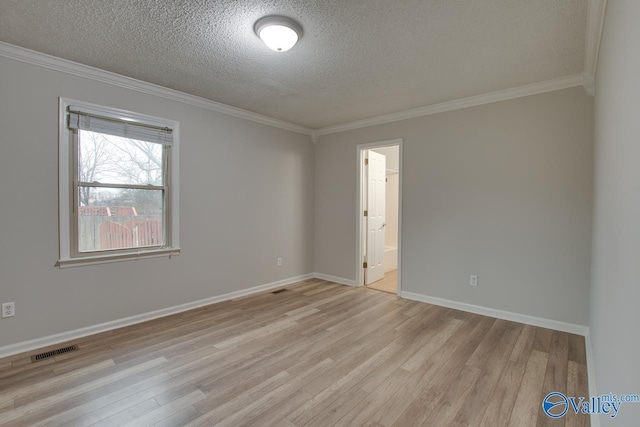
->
[{"left": 254, "top": 16, "right": 302, "bottom": 52}]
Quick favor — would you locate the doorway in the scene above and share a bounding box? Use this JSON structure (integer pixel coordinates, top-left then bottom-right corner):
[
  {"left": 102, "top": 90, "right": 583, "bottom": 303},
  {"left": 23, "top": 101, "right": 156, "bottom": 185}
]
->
[{"left": 356, "top": 139, "right": 402, "bottom": 295}]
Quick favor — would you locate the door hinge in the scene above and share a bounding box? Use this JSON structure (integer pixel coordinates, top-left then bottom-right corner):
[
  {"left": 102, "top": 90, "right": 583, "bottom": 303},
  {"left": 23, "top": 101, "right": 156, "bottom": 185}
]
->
[
  {"left": 364, "top": 210, "right": 368, "bottom": 216},
  {"left": 363, "top": 262, "right": 368, "bottom": 268},
  {"left": 364, "top": 158, "right": 369, "bottom": 165}
]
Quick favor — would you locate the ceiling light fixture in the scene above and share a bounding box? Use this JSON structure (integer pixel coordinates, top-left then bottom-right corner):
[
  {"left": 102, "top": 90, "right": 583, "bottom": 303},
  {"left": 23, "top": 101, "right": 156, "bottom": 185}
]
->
[{"left": 254, "top": 15, "right": 302, "bottom": 52}]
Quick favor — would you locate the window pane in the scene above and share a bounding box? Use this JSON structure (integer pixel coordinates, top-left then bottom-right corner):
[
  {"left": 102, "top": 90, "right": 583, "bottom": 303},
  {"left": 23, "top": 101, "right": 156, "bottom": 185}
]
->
[
  {"left": 78, "top": 130, "right": 163, "bottom": 186},
  {"left": 78, "top": 187, "right": 164, "bottom": 252}
]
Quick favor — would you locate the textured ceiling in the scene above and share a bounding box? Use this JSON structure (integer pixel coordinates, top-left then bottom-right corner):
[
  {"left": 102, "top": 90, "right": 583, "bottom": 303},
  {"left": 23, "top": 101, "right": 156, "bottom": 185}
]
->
[{"left": 0, "top": 0, "right": 587, "bottom": 129}]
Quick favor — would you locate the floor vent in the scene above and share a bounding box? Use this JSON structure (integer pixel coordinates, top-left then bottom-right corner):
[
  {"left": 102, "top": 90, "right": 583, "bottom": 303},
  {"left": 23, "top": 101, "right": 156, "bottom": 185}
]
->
[
  {"left": 31, "top": 344, "right": 78, "bottom": 362},
  {"left": 271, "top": 288, "right": 288, "bottom": 294}
]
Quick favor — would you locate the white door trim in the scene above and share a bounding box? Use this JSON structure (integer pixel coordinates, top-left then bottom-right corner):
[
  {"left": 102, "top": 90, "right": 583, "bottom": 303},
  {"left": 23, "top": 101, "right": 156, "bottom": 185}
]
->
[{"left": 356, "top": 139, "right": 403, "bottom": 295}]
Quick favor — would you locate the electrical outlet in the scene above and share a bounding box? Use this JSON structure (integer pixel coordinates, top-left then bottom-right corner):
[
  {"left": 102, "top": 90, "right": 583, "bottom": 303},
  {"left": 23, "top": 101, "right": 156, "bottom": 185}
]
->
[
  {"left": 277, "top": 257, "right": 283, "bottom": 266},
  {"left": 2, "top": 302, "right": 15, "bottom": 318},
  {"left": 470, "top": 275, "right": 478, "bottom": 287}
]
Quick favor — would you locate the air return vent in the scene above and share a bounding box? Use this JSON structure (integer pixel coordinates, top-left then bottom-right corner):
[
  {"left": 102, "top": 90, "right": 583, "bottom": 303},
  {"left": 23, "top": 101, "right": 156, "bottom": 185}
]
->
[
  {"left": 31, "top": 344, "right": 78, "bottom": 362},
  {"left": 271, "top": 288, "right": 288, "bottom": 294}
]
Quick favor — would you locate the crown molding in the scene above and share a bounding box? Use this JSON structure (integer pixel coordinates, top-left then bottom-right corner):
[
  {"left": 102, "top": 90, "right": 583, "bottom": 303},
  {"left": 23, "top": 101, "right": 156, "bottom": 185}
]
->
[
  {"left": 0, "top": 42, "right": 313, "bottom": 136},
  {"left": 310, "top": 131, "right": 319, "bottom": 144},
  {"left": 582, "top": 73, "right": 596, "bottom": 96},
  {"left": 314, "top": 74, "right": 584, "bottom": 137},
  {"left": 0, "top": 41, "right": 595, "bottom": 139},
  {"left": 584, "top": 0, "right": 608, "bottom": 91}
]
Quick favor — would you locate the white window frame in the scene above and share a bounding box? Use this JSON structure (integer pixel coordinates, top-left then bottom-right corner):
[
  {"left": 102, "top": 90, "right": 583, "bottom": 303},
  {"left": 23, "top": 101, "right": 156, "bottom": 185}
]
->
[{"left": 58, "top": 98, "right": 180, "bottom": 268}]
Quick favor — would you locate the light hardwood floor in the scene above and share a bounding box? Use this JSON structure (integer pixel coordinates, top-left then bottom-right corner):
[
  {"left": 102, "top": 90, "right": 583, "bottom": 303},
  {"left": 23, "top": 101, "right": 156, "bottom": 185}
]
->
[
  {"left": 0, "top": 279, "right": 589, "bottom": 426},
  {"left": 367, "top": 269, "right": 398, "bottom": 294}
]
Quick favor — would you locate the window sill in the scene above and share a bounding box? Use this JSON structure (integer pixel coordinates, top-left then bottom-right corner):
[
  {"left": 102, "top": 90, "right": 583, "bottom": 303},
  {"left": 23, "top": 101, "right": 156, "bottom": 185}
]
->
[{"left": 57, "top": 248, "right": 181, "bottom": 269}]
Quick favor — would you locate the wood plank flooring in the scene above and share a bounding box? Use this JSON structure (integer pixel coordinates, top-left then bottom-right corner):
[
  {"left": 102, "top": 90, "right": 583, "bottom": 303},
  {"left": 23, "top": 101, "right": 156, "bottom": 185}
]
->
[
  {"left": 0, "top": 279, "right": 590, "bottom": 426},
  {"left": 366, "top": 269, "right": 398, "bottom": 294}
]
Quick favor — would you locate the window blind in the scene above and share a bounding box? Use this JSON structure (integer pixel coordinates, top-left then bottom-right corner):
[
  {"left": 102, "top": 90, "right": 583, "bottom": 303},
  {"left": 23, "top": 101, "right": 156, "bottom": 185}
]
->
[{"left": 67, "top": 109, "right": 173, "bottom": 145}]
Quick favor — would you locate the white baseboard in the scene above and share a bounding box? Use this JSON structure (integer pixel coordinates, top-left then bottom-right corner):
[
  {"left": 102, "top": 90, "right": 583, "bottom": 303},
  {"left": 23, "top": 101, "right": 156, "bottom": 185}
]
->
[
  {"left": 585, "top": 332, "right": 601, "bottom": 427},
  {"left": 400, "top": 290, "right": 589, "bottom": 336},
  {"left": 1, "top": 272, "right": 600, "bottom": 426},
  {"left": 0, "top": 42, "right": 313, "bottom": 136},
  {"left": 0, "top": 274, "right": 591, "bottom": 363},
  {"left": 0, "top": 273, "right": 314, "bottom": 359},
  {"left": 312, "top": 272, "right": 358, "bottom": 287}
]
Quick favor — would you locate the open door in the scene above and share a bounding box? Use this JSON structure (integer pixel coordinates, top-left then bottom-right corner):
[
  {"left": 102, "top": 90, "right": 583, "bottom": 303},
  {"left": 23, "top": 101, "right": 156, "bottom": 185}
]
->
[{"left": 365, "top": 150, "right": 386, "bottom": 285}]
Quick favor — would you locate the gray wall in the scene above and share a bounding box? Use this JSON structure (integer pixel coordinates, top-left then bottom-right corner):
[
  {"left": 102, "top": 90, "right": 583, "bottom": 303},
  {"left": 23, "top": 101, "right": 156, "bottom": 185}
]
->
[
  {"left": 0, "top": 56, "right": 315, "bottom": 347},
  {"left": 315, "top": 87, "right": 594, "bottom": 325},
  {"left": 0, "top": 50, "right": 598, "bottom": 353},
  {"left": 591, "top": 1, "right": 640, "bottom": 424}
]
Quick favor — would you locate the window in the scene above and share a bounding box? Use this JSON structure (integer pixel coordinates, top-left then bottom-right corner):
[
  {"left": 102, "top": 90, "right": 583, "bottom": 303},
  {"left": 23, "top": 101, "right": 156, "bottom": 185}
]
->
[{"left": 58, "top": 98, "right": 180, "bottom": 267}]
